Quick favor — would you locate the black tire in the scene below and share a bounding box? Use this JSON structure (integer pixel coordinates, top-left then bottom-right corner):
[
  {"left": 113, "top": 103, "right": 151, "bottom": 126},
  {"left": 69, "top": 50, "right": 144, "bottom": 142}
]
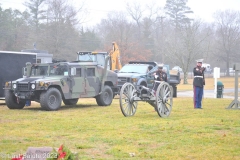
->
[
  {"left": 40, "top": 88, "right": 62, "bottom": 111},
  {"left": 5, "top": 90, "right": 25, "bottom": 109},
  {"left": 96, "top": 85, "right": 113, "bottom": 106},
  {"left": 96, "top": 95, "right": 103, "bottom": 106},
  {"left": 171, "top": 85, "right": 177, "bottom": 98},
  {"left": 63, "top": 98, "right": 79, "bottom": 105}
]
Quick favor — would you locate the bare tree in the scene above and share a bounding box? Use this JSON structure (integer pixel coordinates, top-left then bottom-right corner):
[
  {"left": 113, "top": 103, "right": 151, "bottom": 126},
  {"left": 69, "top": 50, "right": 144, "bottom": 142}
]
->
[
  {"left": 213, "top": 10, "right": 240, "bottom": 76},
  {"left": 126, "top": 1, "right": 165, "bottom": 63},
  {"left": 165, "top": 20, "right": 211, "bottom": 84},
  {"left": 125, "top": 2, "right": 144, "bottom": 40},
  {"left": 0, "top": 8, "right": 30, "bottom": 51},
  {"left": 126, "top": 2, "right": 143, "bottom": 27},
  {"left": 36, "top": 0, "right": 87, "bottom": 60},
  {"left": 153, "top": 16, "right": 167, "bottom": 63},
  {"left": 46, "top": 0, "right": 80, "bottom": 25},
  {"left": 97, "top": 11, "right": 152, "bottom": 64}
]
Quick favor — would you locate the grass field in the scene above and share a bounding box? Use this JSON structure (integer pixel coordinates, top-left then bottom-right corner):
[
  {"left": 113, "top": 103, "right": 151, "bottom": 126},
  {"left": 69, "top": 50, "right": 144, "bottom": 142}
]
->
[{"left": 0, "top": 95, "right": 240, "bottom": 159}]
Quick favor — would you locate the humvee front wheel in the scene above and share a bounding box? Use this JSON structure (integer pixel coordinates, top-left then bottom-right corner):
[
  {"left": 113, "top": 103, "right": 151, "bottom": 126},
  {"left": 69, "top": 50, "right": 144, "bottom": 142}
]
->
[
  {"left": 40, "top": 88, "right": 62, "bottom": 111},
  {"left": 96, "top": 85, "right": 113, "bottom": 106},
  {"left": 5, "top": 90, "right": 25, "bottom": 109},
  {"left": 63, "top": 98, "right": 78, "bottom": 105}
]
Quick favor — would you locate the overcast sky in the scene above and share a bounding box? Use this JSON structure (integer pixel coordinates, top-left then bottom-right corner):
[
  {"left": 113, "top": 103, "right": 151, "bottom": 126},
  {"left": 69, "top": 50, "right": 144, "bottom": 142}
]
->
[{"left": 1, "top": 0, "right": 240, "bottom": 27}]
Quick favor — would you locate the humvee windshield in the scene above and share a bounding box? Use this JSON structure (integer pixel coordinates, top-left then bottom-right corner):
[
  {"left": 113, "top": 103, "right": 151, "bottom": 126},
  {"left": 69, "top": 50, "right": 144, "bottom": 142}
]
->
[
  {"left": 78, "top": 54, "right": 106, "bottom": 67},
  {"left": 78, "top": 54, "right": 94, "bottom": 61},
  {"left": 31, "top": 65, "right": 68, "bottom": 76},
  {"left": 50, "top": 65, "right": 68, "bottom": 76},
  {"left": 31, "top": 66, "right": 48, "bottom": 76}
]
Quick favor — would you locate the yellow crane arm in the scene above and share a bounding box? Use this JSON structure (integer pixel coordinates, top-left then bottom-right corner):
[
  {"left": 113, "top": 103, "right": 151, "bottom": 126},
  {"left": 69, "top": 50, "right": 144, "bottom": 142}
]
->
[{"left": 110, "top": 42, "right": 122, "bottom": 70}]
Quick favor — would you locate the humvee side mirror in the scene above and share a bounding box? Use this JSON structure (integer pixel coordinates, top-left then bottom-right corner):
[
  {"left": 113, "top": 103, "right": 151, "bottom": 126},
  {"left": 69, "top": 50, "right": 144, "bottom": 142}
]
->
[
  {"left": 114, "top": 69, "right": 119, "bottom": 73},
  {"left": 22, "top": 67, "right": 27, "bottom": 77},
  {"left": 71, "top": 67, "right": 76, "bottom": 76}
]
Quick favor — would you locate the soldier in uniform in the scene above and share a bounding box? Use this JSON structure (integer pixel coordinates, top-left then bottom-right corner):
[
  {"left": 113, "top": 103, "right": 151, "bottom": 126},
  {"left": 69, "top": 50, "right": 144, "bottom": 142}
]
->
[
  {"left": 193, "top": 59, "right": 205, "bottom": 109},
  {"left": 153, "top": 65, "right": 168, "bottom": 91},
  {"left": 154, "top": 66, "right": 167, "bottom": 82}
]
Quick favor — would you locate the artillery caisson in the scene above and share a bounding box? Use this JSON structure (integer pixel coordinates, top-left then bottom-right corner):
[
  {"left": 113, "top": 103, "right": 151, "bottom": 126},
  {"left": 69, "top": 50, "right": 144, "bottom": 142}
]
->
[{"left": 119, "top": 81, "right": 173, "bottom": 118}]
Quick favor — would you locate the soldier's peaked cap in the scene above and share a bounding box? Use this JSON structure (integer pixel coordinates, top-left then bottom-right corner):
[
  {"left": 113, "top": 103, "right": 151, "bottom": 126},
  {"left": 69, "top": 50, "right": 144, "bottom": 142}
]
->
[
  {"left": 196, "top": 59, "right": 204, "bottom": 63},
  {"left": 158, "top": 64, "right": 163, "bottom": 69}
]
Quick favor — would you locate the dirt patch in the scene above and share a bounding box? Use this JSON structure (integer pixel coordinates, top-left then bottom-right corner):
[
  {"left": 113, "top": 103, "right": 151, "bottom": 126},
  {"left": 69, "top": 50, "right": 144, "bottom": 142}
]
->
[{"left": 84, "top": 143, "right": 113, "bottom": 159}]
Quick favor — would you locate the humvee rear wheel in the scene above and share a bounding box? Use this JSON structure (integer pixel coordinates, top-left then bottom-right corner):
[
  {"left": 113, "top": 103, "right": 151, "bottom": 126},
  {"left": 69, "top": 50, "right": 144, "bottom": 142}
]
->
[
  {"left": 119, "top": 83, "right": 138, "bottom": 117},
  {"left": 96, "top": 85, "right": 113, "bottom": 106},
  {"left": 5, "top": 90, "right": 25, "bottom": 109},
  {"left": 63, "top": 98, "right": 78, "bottom": 105},
  {"left": 155, "top": 82, "right": 173, "bottom": 118},
  {"left": 40, "top": 88, "right": 62, "bottom": 111}
]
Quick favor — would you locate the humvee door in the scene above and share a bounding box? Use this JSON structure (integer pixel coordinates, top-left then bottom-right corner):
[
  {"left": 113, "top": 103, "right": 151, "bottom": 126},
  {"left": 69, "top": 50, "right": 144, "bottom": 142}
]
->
[
  {"left": 71, "top": 67, "right": 85, "bottom": 97},
  {"left": 84, "top": 67, "right": 100, "bottom": 97}
]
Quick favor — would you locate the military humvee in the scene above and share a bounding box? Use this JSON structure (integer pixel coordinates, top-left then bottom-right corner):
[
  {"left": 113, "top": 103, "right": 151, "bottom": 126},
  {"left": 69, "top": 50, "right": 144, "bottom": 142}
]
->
[{"left": 3, "top": 56, "right": 118, "bottom": 111}]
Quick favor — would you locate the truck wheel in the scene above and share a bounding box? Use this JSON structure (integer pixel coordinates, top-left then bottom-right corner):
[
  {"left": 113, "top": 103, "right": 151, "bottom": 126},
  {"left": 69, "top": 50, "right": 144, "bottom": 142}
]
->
[
  {"left": 5, "top": 90, "right": 25, "bottom": 109},
  {"left": 63, "top": 98, "right": 78, "bottom": 105},
  {"left": 40, "top": 88, "right": 62, "bottom": 111},
  {"left": 96, "top": 85, "right": 113, "bottom": 106}
]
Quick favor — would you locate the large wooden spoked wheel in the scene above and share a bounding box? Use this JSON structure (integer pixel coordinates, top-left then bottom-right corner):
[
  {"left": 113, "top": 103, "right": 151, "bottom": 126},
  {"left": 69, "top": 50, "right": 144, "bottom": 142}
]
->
[
  {"left": 155, "top": 82, "right": 173, "bottom": 118},
  {"left": 119, "top": 83, "right": 138, "bottom": 117}
]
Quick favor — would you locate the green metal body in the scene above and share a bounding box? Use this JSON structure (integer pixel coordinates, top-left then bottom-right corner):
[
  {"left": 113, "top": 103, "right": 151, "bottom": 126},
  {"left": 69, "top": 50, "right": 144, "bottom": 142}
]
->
[{"left": 4, "top": 58, "right": 118, "bottom": 105}]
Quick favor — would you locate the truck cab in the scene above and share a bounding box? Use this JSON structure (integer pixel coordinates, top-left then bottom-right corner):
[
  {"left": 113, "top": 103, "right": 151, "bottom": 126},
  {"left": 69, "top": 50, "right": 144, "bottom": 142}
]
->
[
  {"left": 117, "top": 61, "right": 181, "bottom": 97},
  {"left": 77, "top": 52, "right": 110, "bottom": 69},
  {"left": 117, "top": 62, "right": 157, "bottom": 89}
]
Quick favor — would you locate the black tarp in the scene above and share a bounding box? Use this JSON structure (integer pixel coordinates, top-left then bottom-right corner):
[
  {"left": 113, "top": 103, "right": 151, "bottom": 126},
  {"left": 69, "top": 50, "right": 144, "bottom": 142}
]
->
[{"left": 0, "top": 52, "right": 36, "bottom": 97}]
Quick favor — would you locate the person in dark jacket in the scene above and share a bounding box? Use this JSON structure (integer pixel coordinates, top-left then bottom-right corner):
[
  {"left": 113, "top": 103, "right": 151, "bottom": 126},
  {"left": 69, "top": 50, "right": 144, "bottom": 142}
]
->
[
  {"left": 154, "top": 66, "right": 167, "bottom": 82},
  {"left": 193, "top": 59, "right": 205, "bottom": 109},
  {"left": 153, "top": 65, "right": 168, "bottom": 91}
]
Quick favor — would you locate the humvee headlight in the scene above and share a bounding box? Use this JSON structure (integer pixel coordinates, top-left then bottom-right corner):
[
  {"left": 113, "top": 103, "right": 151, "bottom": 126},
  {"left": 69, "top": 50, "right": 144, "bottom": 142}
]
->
[
  {"left": 31, "top": 84, "right": 36, "bottom": 89},
  {"left": 39, "top": 81, "right": 44, "bottom": 86},
  {"left": 13, "top": 84, "right": 17, "bottom": 89},
  {"left": 132, "top": 78, "right": 137, "bottom": 82}
]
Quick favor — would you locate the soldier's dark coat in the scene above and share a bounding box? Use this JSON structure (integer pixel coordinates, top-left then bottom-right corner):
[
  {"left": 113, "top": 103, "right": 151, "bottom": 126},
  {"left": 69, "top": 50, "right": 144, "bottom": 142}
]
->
[
  {"left": 193, "top": 66, "right": 205, "bottom": 109},
  {"left": 155, "top": 71, "right": 167, "bottom": 82},
  {"left": 193, "top": 67, "right": 205, "bottom": 87}
]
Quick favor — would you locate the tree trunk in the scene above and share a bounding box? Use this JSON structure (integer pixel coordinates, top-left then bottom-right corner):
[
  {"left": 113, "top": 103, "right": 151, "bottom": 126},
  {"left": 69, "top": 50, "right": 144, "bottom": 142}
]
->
[{"left": 183, "top": 72, "right": 188, "bottom": 84}]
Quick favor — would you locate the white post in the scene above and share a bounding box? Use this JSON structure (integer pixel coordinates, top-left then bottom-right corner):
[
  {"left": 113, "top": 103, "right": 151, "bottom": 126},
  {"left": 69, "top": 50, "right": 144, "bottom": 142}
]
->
[{"left": 213, "top": 67, "right": 220, "bottom": 98}]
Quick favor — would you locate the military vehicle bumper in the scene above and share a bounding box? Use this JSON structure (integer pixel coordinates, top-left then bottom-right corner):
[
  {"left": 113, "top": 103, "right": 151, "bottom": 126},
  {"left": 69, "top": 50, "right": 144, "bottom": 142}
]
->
[{"left": 4, "top": 81, "right": 47, "bottom": 100}]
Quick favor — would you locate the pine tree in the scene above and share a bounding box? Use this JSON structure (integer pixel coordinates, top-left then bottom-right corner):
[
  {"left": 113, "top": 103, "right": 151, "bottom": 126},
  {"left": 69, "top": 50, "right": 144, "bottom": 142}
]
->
[
  {"left": 164, "top": 0, "right": 193, "bottom": 29},
  {"left": 24, "top": 0, "right": 46, "bottom": 31}
]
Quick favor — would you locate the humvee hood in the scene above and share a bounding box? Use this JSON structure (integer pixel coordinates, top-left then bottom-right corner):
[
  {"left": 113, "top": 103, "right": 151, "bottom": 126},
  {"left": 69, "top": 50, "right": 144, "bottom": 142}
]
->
[
  {"left": 14, "top": 77, "right": 62, "bottom": 83},
  {"left": 117, "top": 73, "right": 145, "bottom": 78},
  {"left": 15, "top": 77, "right": 40, "bottom": 83}
]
